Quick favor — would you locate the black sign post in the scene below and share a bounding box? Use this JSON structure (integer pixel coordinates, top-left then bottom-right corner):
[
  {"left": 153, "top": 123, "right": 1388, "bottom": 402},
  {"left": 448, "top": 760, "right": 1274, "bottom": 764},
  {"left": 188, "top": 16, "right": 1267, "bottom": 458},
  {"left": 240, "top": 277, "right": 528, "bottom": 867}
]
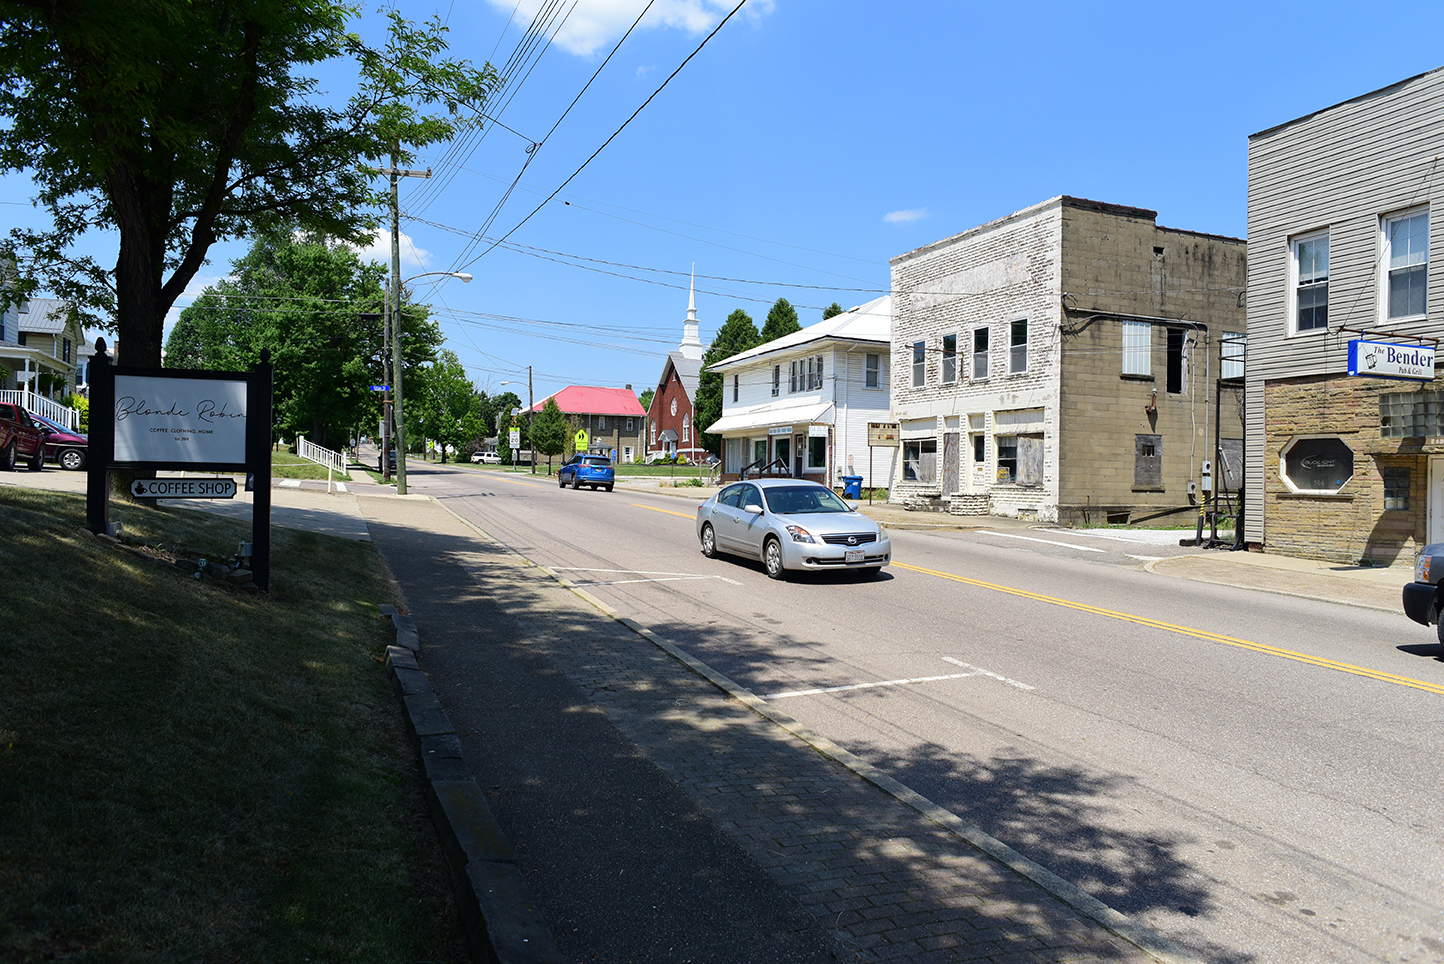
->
[{"left": 85, "top": 339, "right": 274, "bottom": 591}]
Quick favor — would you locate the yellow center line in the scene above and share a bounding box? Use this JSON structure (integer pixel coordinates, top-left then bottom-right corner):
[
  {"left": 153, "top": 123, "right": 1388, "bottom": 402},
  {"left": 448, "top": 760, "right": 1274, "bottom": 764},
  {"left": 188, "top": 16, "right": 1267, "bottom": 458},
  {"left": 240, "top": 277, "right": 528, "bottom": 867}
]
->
[
  {"left": 631, "top": 503, "right": 697, "bottom": 519},
  {"left": 894, "top": 561, "right": 1444, "bottom": 696},
  {"left": 493, "top": 476, "right": 544, "bottom": 488}
]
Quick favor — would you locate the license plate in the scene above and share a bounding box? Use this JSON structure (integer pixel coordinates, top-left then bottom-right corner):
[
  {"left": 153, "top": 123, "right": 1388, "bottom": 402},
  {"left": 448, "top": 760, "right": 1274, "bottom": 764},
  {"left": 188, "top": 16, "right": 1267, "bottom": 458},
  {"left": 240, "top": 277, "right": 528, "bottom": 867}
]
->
[{"left": 845, "top": 549, "right": 864, "bottom": 564}]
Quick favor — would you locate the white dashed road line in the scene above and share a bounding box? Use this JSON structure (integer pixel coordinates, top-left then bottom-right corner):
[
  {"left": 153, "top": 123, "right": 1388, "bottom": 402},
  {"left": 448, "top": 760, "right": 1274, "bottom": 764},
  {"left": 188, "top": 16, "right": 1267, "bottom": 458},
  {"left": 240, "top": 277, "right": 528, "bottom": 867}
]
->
[{"left": 976, "top": 530, "right": 1105, "bottom": 552}]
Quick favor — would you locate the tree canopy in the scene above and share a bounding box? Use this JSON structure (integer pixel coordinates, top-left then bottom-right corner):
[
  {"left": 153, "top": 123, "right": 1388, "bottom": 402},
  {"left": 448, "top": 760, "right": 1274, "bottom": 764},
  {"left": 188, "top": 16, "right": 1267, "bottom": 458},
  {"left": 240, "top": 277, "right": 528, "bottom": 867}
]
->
[
  {"left": 760, "top": 298, "right": 802, "bottom": 342},
  {"left": 695, "top": 308, "right": 760, "bottom": 452},
  {"left": 822, "top": 302, "right": 845, "bottom": 320},
  {"left": 164, "top": 234, "right": 441, "bottom": 449},
  {"left": 0, "top": 3, "right": 495, "bottom": 367},
  {"left": 410, "top": 349, "right": 487, "bottom": 463}
]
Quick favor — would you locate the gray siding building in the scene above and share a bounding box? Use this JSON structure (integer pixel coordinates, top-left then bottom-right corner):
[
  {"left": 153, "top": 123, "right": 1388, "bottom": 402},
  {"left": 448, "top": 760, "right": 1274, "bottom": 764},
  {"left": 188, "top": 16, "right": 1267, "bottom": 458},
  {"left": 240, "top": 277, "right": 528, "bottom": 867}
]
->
[{"left": 1246, "top": 67, "right": 1444, "bottom": 563}]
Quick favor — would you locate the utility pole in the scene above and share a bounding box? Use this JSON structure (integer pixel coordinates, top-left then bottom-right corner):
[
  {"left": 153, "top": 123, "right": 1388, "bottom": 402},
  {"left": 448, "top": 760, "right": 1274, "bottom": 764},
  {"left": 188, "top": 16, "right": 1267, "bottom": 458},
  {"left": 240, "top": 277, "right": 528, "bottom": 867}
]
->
[
  {"left": 380, "top": 149, "right": 431, "bottom": 495},
  {"left": 528, "top": 364, "right": 535, "bottom": 475}
]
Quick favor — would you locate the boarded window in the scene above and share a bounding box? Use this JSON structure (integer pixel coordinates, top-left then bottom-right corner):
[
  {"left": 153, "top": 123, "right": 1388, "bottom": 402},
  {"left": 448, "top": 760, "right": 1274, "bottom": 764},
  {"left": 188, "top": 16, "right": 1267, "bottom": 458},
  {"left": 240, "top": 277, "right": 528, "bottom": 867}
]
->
[
  {"left": 1135, "top": 434, "right": 1163, "bottom": 488},
  {"left": 1016, "top": 434, "right": 1044, "bottom": 486},
  {"left": 1383, "top": 466, "right": 1410, "bottom": 510}
]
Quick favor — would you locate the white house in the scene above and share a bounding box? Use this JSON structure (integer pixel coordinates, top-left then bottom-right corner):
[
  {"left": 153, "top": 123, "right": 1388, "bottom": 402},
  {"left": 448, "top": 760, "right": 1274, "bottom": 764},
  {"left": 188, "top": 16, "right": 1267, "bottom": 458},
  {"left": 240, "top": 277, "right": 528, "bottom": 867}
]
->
[{"left": 703, "top": 296, "right": 893, "bottom": 488}]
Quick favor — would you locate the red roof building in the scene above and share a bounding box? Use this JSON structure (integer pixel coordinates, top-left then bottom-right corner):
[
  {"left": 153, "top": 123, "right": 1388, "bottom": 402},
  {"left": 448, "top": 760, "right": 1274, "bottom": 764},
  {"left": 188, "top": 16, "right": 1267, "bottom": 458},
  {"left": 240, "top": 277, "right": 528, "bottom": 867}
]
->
[{"left": 531, "top": 385, "right": 647, "bottom": 463}]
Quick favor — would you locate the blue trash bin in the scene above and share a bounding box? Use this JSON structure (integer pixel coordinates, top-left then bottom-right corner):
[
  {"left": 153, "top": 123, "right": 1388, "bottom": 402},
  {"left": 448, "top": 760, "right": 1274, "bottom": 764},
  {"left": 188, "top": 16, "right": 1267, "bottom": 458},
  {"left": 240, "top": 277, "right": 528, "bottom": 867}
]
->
[{"left": 841, "top": 475, "right": 863, "bottom": 499}]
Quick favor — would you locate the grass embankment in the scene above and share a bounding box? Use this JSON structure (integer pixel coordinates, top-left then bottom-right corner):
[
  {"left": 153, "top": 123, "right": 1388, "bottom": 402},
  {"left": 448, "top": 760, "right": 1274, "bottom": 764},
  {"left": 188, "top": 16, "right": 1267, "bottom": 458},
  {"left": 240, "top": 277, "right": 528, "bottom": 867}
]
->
[{"left": 0, "top": 488, "right": 462, "bottom": 962}]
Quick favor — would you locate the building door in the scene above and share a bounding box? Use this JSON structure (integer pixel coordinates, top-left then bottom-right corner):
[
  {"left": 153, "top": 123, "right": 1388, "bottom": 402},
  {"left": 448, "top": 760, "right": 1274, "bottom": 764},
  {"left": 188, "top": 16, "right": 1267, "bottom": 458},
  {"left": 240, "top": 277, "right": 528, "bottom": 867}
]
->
[
  {"left": 942, "top": 432, "right": 960, "bottom": 495},
  {"left": 1430, "top": 457, "right": 1444, "bottom": 544}
]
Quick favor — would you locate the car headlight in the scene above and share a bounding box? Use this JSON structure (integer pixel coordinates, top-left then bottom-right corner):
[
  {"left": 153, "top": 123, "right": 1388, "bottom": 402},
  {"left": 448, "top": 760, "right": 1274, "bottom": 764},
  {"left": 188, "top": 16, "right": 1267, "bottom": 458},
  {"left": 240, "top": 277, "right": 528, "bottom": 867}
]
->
[{"left": 784, "top": 524, "right": 816, "bottom": 544}]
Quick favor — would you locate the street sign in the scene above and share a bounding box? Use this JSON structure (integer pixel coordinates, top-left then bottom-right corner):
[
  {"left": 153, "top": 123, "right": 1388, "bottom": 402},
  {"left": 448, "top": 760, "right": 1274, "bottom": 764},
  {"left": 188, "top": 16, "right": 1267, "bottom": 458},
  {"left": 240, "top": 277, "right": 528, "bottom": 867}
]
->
[
  {"left": 509, "top": 428, "right": 521, "bottom": 448},
  {"left": 370, "top": 384, "right": 391, "bottom": 391},
  {"left": 867, "top": 422, "right": 899, "bottom": 446},
  {"left": 130, "top": 477, "right": 238, "bottom": 499}
]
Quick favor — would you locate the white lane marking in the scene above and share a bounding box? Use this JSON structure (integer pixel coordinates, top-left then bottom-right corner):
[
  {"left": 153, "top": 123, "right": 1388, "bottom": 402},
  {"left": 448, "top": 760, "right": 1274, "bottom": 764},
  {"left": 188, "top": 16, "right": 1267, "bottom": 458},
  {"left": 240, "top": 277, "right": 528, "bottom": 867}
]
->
[
  {"left": 279, "top": 479, "right": 301, "bottom": 488},
  {"left": 551, "top": 567, "right": 742, "bottom": 587},
  {"left": 336, "top": 481, "right": 348, "bottom": 493},
  {"left": 976, "top": 530, "right": 1105, "bottom": 553},
  {"left": 765, "top": 673, "right": 976, "bottom": 700},
  {"left": 1126, "top": 554, "right": 1169, "bottom": 562},
  {"left": 942, "top": 656, "right": 1035, "bottom": 690},
  {"left": 569, "top": 575, "right": 741, "bottom": 587}
]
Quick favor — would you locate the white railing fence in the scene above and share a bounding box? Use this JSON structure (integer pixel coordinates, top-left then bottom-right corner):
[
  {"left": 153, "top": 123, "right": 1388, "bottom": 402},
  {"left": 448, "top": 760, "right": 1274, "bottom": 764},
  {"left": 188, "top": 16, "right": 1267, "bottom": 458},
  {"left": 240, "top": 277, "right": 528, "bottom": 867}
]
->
[
  {"left": 296, "top": 434, "right": 346, "bottom": 492},
  {"left": 0, "top": 389, "right": 78, "bottom": 429}
]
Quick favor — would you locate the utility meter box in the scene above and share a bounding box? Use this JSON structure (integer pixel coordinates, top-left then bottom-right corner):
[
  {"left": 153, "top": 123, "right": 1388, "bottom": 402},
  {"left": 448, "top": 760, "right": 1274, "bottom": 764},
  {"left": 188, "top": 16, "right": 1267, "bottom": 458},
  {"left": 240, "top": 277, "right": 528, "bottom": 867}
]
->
[{"left": 1201, "top": 460, "right": 1213, "bottom": 493}]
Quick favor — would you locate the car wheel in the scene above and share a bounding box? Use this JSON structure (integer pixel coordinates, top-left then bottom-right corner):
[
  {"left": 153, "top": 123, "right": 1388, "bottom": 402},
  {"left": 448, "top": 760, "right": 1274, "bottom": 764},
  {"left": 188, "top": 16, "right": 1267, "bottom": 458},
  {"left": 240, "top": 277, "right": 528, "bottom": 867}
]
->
[
  {"left": 604, "top": 484, "right": 613, "bottom": 492},
  {"left": 572, "top": 475, "right": 581, "bottom": 489},
  {"left": 763, "top": 537, "right": 787, "bottom": 580},
  {"left": 1, "top": 441, "right": 14, "bottom": 471},
  {"left": 700, "top": 523, "right": 718, "bottom": 558},
  {"left": 558, "top": 475, "right": 566, "bottom": 488},
  {"left": 59, "top": 448, "right": 86, "bottom": 471},
  {"left": 1436, "top": 614, "right": 1444, "bottom": 649},
  {"left": 27, "top": 447, "right": 43, "bottom": 471}
]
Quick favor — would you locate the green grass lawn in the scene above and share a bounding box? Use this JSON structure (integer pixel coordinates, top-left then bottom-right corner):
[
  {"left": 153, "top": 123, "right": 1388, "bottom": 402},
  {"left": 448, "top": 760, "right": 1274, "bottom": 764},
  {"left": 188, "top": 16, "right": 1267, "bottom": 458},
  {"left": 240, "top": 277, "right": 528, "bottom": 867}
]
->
[{"left": 0, "top": 488, "right": 463, "bottom": 962}]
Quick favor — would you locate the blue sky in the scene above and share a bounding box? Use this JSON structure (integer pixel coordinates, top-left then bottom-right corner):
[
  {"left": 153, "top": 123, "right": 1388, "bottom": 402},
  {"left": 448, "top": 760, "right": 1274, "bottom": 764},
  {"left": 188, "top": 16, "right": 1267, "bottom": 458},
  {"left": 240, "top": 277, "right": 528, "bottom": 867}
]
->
[{"left": 7, "top": 0, "right": 1444, "bottom": 404}]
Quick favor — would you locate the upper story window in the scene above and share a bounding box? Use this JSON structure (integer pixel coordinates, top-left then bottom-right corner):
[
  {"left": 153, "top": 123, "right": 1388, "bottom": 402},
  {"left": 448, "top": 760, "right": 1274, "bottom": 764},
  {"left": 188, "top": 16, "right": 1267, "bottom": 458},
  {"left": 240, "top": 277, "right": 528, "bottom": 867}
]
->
[
  {"left": 771, "top": 365, "right": 780, "bottom": 397},
  {"left": 865, "top": 353, "right": 880, "bottom": 389},
  {"left": 809, "top": 355, "right": 824, "bottom": 390},
  {"left": 733, "top": 374, "right": 739, "bottom": 402},
  {"left": 911, "top": 340, "right": 926, "bottom": 387},
  {"left": 1009, "top": 320, "right": 1028, "bottom": 374},
  {"left": 682, "top": 413, "right": 690, "bottom": 442},
  {"left": 626, "top": 418, "right": 635, "bottom": 433},
  {"left": 972, "top": 327, "right": 989, "bottom": 379},
  {"left": 1121, "top": 321, "right": 1151, "bottom": 376},
  {"left": 1384, "top": 209, "right": 1429, "bottom": 320},
  {"left": 650, "top": 419, "right": 657, "bottom": 444},
  {"left": 599, "top": 416, "right": 607, "bottom": 431},
  {"left": 1221, "top": 333, "right": 1246, "bottom": 380},
  {"left": 63, "top": 338, "right": 71, "bottom": 363},
  {"left": 17, "top": 332, "right": 26, "bottom": 346},
  {"left": 941, "top": 333, "right": 958, "bottom": 383},
  {"left": 1292, "top": 230, "right": 1329, "bottom": 333}
]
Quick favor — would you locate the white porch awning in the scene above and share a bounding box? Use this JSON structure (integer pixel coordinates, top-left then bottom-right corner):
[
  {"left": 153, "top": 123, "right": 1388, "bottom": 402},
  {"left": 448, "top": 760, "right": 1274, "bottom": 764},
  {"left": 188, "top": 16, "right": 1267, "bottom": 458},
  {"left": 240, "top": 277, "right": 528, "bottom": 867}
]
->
[{"left": 705, "top": 401, "right": 834, "bottom": 436}]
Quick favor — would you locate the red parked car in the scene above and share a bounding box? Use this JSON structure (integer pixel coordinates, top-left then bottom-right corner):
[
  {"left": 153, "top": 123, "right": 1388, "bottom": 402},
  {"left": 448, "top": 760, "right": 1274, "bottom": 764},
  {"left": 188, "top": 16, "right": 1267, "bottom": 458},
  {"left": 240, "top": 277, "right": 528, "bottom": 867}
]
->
[
  {"left": 0, "top": 401, "right": 45, "bottom": 471},
  {"left": 31, "top": 412, "right": 88, "bottom": 470}
]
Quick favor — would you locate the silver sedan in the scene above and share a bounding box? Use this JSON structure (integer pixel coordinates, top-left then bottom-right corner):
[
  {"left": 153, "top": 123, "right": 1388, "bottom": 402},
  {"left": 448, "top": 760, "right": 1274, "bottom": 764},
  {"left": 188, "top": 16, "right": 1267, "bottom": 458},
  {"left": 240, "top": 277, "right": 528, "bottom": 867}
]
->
[{"left": 695, "top": 478, "right": 891, "bottom": 580}]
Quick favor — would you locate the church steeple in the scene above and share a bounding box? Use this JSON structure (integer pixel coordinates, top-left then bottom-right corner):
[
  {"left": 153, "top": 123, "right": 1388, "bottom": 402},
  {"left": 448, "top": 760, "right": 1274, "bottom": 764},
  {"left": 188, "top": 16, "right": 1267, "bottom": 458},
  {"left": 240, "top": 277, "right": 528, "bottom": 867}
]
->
[{"left": 678, "top": 263, "right": 704, "bottom": 359}]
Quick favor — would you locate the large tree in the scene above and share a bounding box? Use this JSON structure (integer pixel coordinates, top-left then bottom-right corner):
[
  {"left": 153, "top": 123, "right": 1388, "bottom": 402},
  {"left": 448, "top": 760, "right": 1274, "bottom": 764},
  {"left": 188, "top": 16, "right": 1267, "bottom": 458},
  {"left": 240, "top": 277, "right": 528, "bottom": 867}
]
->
[
  {"left": 164, "top": 234, "right": 441, "bottom": 449},
  {"left": 695, "top": 308, "right": 760, "bottom": 453},
  {"left": 0, "top": 3, "right": 494, "bottom": 367},
  {"left": 411, "top": 349, "right": 485, "bottom": 464},
  {"left": 760, "top": 298, "right": 802, "bottom": 342}
]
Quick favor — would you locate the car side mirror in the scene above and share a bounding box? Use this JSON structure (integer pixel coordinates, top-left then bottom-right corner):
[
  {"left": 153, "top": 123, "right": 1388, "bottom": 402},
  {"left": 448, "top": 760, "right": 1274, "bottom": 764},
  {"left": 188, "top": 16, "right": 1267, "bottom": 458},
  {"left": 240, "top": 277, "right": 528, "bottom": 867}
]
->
[{"left": 744, "top": 503, "right": 763, "bottom": 515}]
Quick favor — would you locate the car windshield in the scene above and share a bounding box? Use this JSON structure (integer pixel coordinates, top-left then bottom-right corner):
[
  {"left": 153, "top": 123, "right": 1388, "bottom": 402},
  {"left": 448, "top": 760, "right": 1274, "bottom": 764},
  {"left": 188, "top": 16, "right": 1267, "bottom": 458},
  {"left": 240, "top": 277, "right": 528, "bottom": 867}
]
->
[{"left": 762, "top": 485, "right": 851, "bottom": 515}]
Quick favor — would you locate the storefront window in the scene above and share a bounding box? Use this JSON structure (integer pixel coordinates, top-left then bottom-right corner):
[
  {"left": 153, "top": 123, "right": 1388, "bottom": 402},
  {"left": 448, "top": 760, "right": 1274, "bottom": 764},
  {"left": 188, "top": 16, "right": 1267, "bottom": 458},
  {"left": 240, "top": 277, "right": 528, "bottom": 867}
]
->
[
  {"left": 1383, "top": 466, "right": 1410, "bottom": 510},
  {"left": 807, "top": 435, "right": 827, "bottom": 469},
  {"left": 903, "top": 438, "right": 937, "bottom": 482},
  {"left": 1280, "top": 437, "right": 1354, "bottom": 493}
]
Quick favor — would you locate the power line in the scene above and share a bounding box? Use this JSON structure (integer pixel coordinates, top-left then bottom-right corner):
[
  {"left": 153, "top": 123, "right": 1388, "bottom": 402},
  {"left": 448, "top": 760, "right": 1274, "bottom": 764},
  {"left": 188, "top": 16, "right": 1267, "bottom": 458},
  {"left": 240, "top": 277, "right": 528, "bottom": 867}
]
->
[{"left": 454, "top": 0, "right": 751, "bottom": 275}]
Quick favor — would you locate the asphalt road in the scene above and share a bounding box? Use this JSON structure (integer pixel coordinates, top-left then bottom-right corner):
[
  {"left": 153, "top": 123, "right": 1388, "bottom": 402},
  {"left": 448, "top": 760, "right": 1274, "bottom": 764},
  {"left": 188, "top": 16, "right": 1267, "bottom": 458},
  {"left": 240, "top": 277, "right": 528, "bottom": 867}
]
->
[{"left": 400, "top": 461, "right": 1444, "bottom": 964}]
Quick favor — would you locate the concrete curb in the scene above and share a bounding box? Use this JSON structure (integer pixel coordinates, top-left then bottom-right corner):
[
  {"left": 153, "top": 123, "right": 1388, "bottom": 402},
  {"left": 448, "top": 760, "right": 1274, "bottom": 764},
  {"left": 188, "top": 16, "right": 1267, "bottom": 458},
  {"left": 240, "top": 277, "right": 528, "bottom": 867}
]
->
[{"left": 379, "top": 604, "right": 562, "bottom": 964}]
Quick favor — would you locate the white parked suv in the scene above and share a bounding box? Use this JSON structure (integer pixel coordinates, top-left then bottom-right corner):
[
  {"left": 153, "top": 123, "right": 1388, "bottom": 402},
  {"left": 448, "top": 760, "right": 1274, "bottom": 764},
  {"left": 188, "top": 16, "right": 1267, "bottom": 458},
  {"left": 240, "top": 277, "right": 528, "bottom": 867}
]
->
[{"left": 470, "top": 451, "right": 501, "bottom": 464}]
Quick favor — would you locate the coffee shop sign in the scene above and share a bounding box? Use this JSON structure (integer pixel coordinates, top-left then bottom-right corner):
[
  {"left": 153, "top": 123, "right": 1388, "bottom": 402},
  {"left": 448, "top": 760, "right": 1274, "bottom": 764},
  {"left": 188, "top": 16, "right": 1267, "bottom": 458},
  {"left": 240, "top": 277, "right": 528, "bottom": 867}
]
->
[{"left": 1348, "top": 340, "right": 1437, "bottom": 381}]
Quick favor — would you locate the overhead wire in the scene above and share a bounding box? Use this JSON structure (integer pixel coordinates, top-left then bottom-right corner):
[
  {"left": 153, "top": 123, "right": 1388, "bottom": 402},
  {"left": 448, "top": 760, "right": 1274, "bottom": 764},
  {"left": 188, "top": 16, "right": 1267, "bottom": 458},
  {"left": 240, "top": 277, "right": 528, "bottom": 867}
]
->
[{"left": 453, "top": 0, "right": 752, "bottom": 275}]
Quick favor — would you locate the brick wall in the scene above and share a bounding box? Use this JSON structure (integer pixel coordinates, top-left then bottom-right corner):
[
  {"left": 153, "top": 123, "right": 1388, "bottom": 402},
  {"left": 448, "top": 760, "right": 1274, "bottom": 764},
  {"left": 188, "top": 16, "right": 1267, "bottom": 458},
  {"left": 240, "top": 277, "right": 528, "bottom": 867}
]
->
[
  {"left": 1262, "top": 372, "right": 1434, "bottom": 565},
  {"left": 1056, "top": 204, "right": 1246, "bottom": 525}
]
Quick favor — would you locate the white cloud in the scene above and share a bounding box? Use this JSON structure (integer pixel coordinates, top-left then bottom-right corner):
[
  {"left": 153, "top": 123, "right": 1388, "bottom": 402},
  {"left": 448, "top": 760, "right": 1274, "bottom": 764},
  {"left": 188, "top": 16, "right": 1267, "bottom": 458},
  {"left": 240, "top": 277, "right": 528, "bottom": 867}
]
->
[
  {"left": 487, "top": 0, "right": 773, "bottom": 58},
  {"left": 352, "top": 226, "right": 432, "bottom": 271},
  {"left": 884, "top": 208, "right": 930, "bottom": 224}
]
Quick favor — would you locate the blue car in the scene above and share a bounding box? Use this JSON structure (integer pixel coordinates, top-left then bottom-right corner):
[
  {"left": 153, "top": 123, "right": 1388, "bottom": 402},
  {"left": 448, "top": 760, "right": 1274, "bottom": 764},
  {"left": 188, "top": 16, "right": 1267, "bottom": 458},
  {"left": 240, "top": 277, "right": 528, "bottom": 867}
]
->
[{"left": 558, "top": 454, "right": 614, "bottom": 492}]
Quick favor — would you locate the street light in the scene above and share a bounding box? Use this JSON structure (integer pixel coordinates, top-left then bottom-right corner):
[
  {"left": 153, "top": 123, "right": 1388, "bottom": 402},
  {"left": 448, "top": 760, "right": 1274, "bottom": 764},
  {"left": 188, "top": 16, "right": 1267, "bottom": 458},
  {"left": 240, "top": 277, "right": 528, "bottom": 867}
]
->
[{"left": 392, "top": 270, "right": 471, "bottom": 495}]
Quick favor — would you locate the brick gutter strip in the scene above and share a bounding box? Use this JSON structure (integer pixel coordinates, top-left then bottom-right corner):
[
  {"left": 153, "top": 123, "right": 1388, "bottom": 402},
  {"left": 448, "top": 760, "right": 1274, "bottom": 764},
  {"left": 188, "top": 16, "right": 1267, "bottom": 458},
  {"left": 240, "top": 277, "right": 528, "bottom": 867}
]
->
[{"left": 380, "top": 605, "right": 563, "bottom": 964}]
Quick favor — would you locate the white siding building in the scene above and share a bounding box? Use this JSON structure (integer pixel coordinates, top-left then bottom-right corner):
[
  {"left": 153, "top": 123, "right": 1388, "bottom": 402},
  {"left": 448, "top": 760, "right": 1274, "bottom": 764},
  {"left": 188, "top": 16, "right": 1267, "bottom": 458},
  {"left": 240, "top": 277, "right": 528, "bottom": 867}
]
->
[
  {"left": 1246, "top": 66, "right": 1444, "bottom": 563},
  {"left": 704, "top": 297, "right": 893, "bottom": 488}
]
